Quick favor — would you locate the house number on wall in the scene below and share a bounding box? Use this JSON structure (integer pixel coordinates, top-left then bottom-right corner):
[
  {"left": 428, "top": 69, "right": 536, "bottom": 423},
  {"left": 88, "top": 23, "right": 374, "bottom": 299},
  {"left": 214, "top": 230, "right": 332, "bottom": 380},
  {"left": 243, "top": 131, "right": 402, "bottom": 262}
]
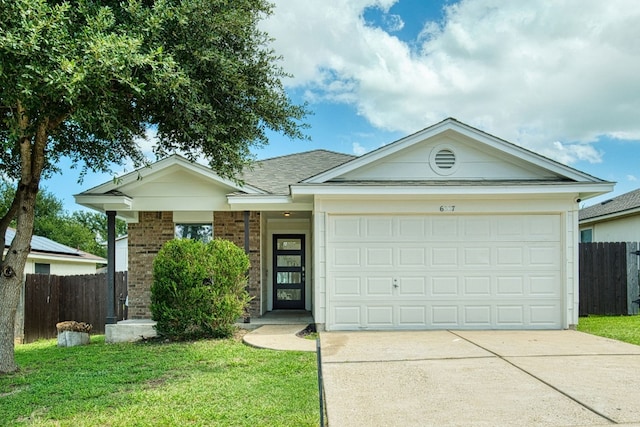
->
[{"left": 439, "top": 205, "right": 455, "bottom": 212}]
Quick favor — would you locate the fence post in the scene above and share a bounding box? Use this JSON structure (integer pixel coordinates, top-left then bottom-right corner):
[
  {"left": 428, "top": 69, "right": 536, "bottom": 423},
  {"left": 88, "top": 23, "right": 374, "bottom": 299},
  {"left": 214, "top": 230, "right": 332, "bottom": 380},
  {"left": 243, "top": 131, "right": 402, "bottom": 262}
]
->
[{"left": 628, "top": 242, "right": 639, "bottom": 315}]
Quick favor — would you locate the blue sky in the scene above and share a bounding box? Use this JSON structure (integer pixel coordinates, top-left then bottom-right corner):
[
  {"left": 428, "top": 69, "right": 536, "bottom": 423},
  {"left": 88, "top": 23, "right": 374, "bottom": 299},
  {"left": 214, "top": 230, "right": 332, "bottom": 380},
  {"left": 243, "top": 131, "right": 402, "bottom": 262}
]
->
[{"left": 45, "top": 0, "right": 640, "bottom": 210}]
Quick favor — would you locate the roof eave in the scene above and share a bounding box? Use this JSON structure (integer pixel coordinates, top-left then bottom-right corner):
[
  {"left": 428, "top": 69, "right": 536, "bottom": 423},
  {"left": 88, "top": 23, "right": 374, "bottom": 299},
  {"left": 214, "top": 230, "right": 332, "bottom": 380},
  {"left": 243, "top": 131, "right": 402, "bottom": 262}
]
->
[
  {"left": 291, "top": 182, "right": 614, "bottom": 197},
  {"left": 579, "top": 206, "right": 640, "bottom": 225},
  {"left": 75, "top": 155, "right": 266, "bottom": 199},
  {"left": 226, "top": 194, "right": 313, "bottom": 211},
  {"left": 74, "top": 194, "right": 133, "bottom": 211}
]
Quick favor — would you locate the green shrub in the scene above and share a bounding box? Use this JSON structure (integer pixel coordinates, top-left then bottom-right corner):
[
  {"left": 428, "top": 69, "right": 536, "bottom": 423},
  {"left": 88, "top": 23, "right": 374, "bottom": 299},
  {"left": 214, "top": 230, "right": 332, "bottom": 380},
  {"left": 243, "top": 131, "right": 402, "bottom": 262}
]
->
[{"left": 150, "top": 238, "right": 251, "bottom": 340}]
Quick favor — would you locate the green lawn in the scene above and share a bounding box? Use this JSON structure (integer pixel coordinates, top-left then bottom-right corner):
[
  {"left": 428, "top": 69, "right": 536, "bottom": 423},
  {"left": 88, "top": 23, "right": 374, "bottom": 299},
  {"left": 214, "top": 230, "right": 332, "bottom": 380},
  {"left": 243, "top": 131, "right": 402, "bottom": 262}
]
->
[
  {"left": 577, "top": 315, "right": 640, "bottom": 346},
  {"left": 0, "top": 334, "right": 320, "bottom": 426}
]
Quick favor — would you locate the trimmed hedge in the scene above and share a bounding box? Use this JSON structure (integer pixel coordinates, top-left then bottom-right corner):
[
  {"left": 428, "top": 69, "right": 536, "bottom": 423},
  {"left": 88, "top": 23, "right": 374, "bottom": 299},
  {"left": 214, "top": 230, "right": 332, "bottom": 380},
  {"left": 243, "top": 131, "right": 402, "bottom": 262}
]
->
[{"left": 150, "top": 238, "right": 251, "bottom": 340}]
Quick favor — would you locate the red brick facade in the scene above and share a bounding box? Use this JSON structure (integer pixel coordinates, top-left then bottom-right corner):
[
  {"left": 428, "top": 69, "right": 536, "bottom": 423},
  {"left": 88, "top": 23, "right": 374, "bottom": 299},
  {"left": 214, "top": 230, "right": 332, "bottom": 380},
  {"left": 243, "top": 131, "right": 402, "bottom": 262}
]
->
[
  {"left": 213, "top": 211, "right": 261, "bottom": 317},
  {"left": 127, "top": 211, "right": 261, "bottom": 319},
  {"left": 127, "top": 211, "right": 175, "bottom": 319}
]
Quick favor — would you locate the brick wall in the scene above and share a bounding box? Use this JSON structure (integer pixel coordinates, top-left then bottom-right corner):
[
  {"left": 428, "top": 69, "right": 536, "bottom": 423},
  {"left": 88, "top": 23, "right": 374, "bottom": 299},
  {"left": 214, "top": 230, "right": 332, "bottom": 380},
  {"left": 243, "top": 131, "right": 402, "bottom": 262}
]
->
[
  {"left": 214, "top": 211, "right": 261, "bottom": 317},
  {"left": 127, "top": 211, "right": 261, "bottom": 319},
  {"left": 127, "top": 211, "right": 175, "bottom": 318}
]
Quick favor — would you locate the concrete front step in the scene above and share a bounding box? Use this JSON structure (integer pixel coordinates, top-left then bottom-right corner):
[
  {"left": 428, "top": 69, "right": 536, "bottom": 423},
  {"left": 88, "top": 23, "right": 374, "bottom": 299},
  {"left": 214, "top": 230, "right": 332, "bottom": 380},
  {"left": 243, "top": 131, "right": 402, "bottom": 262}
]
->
[{"left": 105, "top": 319, "right": 157, "bottom": 343}]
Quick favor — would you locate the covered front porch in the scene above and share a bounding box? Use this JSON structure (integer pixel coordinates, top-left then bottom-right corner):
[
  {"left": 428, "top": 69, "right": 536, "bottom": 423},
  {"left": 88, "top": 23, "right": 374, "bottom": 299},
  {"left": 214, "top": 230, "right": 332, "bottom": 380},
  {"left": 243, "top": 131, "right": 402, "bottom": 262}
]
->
[
  {"left": 238, "top": 310, "right": 314, "bottom": 330},
  {"left": 105, "top": 311, "right": 314, "bottom": 343}
]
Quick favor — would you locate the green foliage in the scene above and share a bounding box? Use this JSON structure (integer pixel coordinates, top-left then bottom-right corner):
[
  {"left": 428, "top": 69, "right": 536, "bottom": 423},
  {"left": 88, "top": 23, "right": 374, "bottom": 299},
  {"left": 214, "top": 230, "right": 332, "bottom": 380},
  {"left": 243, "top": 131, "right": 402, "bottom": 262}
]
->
[
  {"left": 151, "top": 238, "right": 251, "bottom": 340},
  {"left": 0, "top": 180, "right": 126, "bottom": 257},
  {"left": 0, "top": 0, "right": 308, "bottom": 181},
  {"left": 70, "top": 210, "right": 128, "bottom": 242}
]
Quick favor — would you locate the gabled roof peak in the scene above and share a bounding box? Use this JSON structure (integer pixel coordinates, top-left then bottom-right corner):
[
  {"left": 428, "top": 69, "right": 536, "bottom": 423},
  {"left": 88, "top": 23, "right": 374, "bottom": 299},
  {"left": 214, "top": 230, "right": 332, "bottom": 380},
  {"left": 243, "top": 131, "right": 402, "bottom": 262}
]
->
[{"left": 301, "top": 118, "right": 606, "bottom": 185}]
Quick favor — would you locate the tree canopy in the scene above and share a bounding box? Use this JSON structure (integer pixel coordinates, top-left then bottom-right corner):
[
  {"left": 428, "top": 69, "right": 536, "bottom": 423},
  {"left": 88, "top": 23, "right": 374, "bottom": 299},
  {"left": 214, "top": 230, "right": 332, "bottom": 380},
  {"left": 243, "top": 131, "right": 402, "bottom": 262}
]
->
[
  {"left": 0, "top": 181, "right": 127, "bottom": 257},
  {"left": 0, "top": 0, "right": 306, "bottom": 180},
  {"left": 0, "top": 0, "right": 308, "bottom": 373}
]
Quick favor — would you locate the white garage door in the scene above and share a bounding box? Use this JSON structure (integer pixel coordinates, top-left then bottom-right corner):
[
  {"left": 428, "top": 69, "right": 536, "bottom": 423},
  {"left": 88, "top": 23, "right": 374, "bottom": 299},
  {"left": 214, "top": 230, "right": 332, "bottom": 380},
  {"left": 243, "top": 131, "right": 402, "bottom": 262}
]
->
[{"left": 327, "top": 214, "right": 563, "bottom": 330}]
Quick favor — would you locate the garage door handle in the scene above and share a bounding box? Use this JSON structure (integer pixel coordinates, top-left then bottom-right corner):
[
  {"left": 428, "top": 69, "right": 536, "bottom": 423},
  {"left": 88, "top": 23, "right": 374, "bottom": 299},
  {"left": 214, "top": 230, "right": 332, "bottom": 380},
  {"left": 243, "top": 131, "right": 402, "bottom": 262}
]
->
[{"left": 393, "top": 278, "right": 399, "bottom": 288}]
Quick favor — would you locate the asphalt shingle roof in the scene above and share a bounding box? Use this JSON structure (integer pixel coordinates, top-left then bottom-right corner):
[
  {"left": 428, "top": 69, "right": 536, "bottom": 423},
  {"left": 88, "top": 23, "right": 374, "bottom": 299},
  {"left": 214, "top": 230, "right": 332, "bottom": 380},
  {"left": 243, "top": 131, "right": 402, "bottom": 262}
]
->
[
  {"left": 579, "top": 188, "right": 640, "bottom": 221},
  {"left": 240, "top": 149, "right": 356, "bottom": 194}
]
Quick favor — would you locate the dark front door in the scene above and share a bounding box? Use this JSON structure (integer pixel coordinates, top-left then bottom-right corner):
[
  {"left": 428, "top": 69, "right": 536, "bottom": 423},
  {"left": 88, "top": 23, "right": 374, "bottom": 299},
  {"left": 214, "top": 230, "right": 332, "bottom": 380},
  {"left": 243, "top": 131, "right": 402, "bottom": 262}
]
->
[{"left": 273, "top": 234, "right": 305, "bottom": 309}]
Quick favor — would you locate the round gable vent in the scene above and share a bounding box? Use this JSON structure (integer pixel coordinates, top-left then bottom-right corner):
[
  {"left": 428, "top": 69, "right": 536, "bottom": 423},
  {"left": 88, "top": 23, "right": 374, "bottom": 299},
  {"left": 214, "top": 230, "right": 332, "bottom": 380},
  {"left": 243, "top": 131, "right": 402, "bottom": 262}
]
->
[
  {"left": 434, "top": 149, "right": 456, "bottom": 169},
  {"left": 429, "top": 145, "right": 459, "bottom": 176}
]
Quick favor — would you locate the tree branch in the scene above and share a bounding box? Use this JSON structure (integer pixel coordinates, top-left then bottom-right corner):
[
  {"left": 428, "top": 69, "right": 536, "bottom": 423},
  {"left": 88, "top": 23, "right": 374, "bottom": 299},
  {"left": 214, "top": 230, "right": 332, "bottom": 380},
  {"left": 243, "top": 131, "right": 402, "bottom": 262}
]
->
[
  {"left": 0, "top": 194, "right": 20, "bottom": 261},
  {"left": 17, "top": 101, "right": 32, "bottom": 186}
]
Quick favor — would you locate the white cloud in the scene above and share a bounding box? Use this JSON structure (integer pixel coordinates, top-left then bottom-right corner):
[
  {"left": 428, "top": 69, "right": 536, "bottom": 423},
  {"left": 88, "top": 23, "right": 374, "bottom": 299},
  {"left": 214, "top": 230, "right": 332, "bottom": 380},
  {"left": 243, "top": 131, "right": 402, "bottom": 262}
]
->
[
  {"left": 262, "top": 0, "right": 640, "bottom": 164},
  {"left": 352, "top": 142, "right": 367, "bottom": 155},
  {"left": 541, "top": 141, "right": 603, "bottom": 165},
  {"left": 381, "top": 14, "right": 404, "bottom": 32},
  {"left": 627, "top": 175, "right": 638, "bottom": 182},
  {"left": 134, "top": 127, "right": 159, "bottom": 157}
]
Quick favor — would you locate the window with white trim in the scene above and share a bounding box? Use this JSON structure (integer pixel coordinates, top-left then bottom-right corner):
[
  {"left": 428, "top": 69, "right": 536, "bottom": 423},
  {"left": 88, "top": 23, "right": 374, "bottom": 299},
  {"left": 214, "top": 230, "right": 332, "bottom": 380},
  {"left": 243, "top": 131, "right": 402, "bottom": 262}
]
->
[
  {"left": 35, "top": 263, "right": 50, "bottom": 275},
  {"left": 580, "top": 229, "right": 593, "bottom": 243}
]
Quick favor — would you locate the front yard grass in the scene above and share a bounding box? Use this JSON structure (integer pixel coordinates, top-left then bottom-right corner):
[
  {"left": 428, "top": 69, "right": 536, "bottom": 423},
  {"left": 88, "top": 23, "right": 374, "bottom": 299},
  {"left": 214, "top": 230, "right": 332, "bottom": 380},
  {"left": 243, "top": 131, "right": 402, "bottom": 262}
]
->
[
  {"left": 577, "top": 315, "right": 640, "bottom": 346},
  {"left": 0, "top": 334, "right": 319, "bottom": 426}
]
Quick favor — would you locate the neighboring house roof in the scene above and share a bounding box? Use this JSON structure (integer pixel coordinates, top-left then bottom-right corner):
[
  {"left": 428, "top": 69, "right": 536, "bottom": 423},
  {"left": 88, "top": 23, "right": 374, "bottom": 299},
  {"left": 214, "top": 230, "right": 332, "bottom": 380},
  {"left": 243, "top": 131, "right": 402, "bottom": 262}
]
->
[
  {"left": 239, "top": 149, "right": 356, "bottom": 194},
  {"left": 4, "top": 228, "right": 106, "bottom": 263},
  {"left": 579, "top": 188, "right": 640, "bottom": 223}
]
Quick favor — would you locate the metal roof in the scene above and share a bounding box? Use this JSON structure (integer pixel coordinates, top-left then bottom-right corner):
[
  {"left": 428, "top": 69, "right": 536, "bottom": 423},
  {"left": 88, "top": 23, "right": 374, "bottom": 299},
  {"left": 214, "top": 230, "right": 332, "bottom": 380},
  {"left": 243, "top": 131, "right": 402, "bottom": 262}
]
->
[{"left": 5, "top": 228, "right": 83, "bottom": 257}]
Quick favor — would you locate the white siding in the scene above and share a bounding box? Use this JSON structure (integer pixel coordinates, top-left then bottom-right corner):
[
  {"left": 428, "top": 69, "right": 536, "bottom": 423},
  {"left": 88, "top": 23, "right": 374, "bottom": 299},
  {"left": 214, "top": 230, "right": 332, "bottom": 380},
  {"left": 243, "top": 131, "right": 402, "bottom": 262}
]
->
[
  {"left": 116, "top": 237, "right": 128, "bottom": 272},
  {"left": 25, "top": 258, "right": 101, "bottom": 276},
  {"left": 121, "top": 169, "right": 234, "bottom": 212},
  {"left": 339, "top": 134, "right": 561, "bottom": 181},
  {"left": 581, "top": 215, "right": 640, "bottom": 242}
]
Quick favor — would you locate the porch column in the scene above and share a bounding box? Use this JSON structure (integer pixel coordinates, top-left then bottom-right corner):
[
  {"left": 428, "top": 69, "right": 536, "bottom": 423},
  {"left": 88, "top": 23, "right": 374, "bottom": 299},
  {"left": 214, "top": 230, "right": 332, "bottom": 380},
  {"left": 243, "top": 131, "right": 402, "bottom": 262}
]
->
[
  {"left": 243, "top": 211, "right": 250, "bottom": 254},
  {"left": 243, "top": 211, "right": 251, "bottom": 322},
  {"left": 106, "top": 210, "right": 117, "bottom": 324}
]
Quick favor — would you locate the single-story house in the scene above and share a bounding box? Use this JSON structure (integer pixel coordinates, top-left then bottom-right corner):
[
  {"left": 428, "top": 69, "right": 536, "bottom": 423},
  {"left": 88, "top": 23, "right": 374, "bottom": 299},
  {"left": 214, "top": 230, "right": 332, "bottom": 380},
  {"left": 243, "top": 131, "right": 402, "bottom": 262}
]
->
[
  {"left": 75, "top": 118, "right": 613, "bottom": 330},
  {"left": 4, "top": 228, "right": 107, "bottom": 275},
  {"left": 579, "top": 188, "right": 640, "bottom": 242}
]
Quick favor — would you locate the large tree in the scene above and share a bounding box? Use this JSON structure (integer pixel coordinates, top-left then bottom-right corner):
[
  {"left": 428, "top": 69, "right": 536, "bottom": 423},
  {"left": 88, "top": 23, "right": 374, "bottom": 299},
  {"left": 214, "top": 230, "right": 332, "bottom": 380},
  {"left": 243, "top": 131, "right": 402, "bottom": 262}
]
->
[{"left": 0, "top": 0, "right": 307, "bottom": 373}]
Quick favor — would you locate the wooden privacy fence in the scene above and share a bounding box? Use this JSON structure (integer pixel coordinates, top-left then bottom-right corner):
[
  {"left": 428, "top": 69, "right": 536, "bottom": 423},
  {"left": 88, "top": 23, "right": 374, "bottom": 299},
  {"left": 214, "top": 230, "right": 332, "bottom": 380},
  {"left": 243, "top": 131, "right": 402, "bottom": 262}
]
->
[
  {"left": 579, "top": 242, "right": 639, "bottom": 316},
  {"left": 21, "top": 272, "right": 127, "bottom": 343}
]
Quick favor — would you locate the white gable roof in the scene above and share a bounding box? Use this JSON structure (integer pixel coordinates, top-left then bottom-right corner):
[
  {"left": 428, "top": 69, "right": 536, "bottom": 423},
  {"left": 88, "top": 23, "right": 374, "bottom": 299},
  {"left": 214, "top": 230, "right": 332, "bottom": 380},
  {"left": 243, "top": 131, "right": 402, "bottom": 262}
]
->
[
  {"left": 75, "top": 155, "right": 267, "bottom": 219},
  {"left": 303, "top": 118, "right": 603, "bottom": 184},
  {"left": 76, "top": 120, "right": 614, "bottom": 215}
]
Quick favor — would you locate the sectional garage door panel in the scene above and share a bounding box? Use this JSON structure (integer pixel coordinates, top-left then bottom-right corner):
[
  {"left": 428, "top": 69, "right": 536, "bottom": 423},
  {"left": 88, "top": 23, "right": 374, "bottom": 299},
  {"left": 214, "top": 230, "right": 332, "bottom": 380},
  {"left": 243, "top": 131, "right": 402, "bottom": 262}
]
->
[{"left": 327, "top": 214, "right": 563, "bottom": 330}]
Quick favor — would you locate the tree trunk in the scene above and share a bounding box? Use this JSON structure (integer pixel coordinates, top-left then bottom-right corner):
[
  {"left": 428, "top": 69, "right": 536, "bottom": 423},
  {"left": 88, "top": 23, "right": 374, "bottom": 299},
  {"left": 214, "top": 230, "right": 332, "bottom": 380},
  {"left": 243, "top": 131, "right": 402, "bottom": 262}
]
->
[
  {"left": 0, "top": 111, "right": 45, "bottom": 373},
  {"left": 0, "top": 186, "right": 38, "bottom": 373},
  {"left": 0, "top": 184, "right": 40, "bottom": 373},
  {"left": 0, "top": 274, "right": 23, "bottom": 373}
]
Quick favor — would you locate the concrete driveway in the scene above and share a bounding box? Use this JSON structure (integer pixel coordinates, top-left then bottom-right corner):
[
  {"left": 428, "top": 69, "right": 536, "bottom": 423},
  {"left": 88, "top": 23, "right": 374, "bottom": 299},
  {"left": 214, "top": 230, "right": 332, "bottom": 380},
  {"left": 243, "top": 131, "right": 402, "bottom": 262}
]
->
[{"left": 319, "top": 330, "right": 640, "bottom": 427}]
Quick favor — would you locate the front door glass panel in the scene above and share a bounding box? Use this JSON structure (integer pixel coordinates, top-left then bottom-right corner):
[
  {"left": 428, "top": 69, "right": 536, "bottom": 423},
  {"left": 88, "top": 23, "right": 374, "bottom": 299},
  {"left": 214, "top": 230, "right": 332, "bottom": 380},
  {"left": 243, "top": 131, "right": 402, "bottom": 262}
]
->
[{"left": 273, "top": 235, "right": 305, "bottom": 309}]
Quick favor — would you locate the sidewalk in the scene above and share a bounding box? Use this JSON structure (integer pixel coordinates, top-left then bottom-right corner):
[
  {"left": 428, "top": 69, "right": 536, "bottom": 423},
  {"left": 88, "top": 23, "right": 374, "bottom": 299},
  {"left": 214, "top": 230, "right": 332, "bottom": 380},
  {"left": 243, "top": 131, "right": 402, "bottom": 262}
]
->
[{"left": 242, "top": 324, "right": 316, "bottom": 352}]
